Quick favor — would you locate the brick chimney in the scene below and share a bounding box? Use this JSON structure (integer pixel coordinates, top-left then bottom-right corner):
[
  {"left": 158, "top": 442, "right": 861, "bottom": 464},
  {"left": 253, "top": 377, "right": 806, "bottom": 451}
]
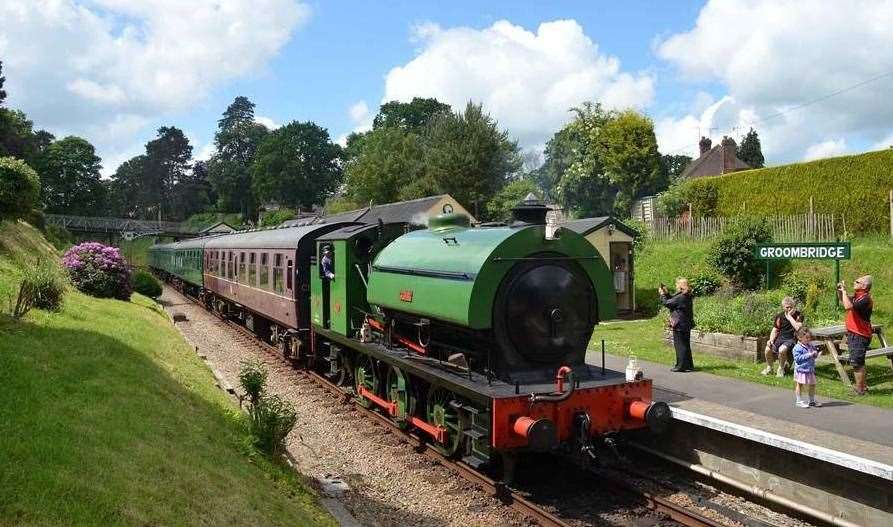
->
[
  {"left": 720, "top": 136, "right": 738, "bottom": 173},
  {"left": 698, "top": 136, "right": 712, "bottom": 156}
]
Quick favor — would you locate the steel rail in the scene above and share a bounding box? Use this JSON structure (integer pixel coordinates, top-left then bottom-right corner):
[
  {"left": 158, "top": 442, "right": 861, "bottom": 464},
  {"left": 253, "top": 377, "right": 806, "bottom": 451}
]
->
[{"left": 170, "top": 286, "right": 731, "bottom": 527}]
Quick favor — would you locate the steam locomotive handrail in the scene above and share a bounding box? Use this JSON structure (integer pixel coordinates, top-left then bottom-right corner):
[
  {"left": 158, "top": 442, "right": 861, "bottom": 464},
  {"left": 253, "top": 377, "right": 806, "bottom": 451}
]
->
[
  {"left": 371, "top": 264, "right": 475, "bottom": 281},
  {"left": 490, "top": 256, "right": 603, "bottom": 262}
]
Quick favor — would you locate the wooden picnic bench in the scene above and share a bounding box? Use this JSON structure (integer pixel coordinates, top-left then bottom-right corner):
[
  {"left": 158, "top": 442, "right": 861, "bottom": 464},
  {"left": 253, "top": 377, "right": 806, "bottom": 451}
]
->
[{"left": 811, "top": 324, "right": 893, "bottom": 391}]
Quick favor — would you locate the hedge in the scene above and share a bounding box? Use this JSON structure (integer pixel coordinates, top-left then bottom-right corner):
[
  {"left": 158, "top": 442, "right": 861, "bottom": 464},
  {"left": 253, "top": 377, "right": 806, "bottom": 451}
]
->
[{"left": 682, "top": 149, "right": 893, "bottom": 233}]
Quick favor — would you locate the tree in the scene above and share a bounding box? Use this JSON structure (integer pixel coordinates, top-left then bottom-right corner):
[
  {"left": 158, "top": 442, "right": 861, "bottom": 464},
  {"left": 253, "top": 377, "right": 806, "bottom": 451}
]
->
[
  {"left": 419, "top": 102, "right": 521, "bottom": 217},
  {"left": 594, "top": 110, "right": 662, "bottom": 217},
  {"left": 144, "top": 126, "right": 193, "bottom": 221},
  {"left": 0, "top": 156, "right": 40, "bottom": 220},
  {"left": 207, "top": 96, "right": 269, "bottom": 219},
  {"left": 659, "top": 154, "right": 692, "bottom": 184},
  {"left": 373, "top": 97, "right": 451, "bottom": 131},
  {"left": 737, "top": 128, "right": 765, "bottom": 168},
  {"left": 343, "top": 127, "right": 425, "bottom": 205},
  {"left": 486, "top": 179, "right": 540, "bottom": 222},
  {"left": 107, "top": 155, "right": 148, "bottom": 218},
  {"left": 37, "top": 136, "right": 105, "bottom": 215},
  {"left": 0, "top": 60, "right": 6, "bottom": 105},
  {"left": 252, "top": 121, "right": 342, "bottom": 211},
  {"left": 552, "top": 103, "right": 615, "bottom": 218}
]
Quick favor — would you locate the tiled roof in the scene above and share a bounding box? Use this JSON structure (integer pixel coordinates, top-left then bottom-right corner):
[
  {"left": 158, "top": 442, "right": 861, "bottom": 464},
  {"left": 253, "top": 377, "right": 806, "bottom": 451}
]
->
[{"left": 680, "top": 145, "right": 750, "bottom": 180}]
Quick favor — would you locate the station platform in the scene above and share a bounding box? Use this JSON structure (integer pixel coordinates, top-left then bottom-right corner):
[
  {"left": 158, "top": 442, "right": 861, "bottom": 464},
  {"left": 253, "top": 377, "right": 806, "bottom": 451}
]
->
[{"left": 586, "top": 351, "right": 893, "bottom": 475}]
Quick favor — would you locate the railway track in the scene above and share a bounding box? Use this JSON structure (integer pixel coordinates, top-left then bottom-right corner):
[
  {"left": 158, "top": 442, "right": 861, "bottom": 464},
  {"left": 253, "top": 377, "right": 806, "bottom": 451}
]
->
[{"left": 174, "top": 287, "right": 732, "bottom": 527}]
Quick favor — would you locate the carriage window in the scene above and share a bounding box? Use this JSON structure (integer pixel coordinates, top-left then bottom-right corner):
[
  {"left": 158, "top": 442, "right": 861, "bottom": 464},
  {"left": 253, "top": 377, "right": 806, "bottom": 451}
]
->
[
  {"left": 273, "top": 254, "right": 284, "bottom": 294},
  {"left": 260, "top": 253, "right": 269, "bottom": 290},
  {"left": 248, "top": 252, "right": 257, "bottom": 286},
  {"left": 227, "top": 251, "right": 233, "bottom": 280},
  {"left": 239, "top": 252, "right": 246, "bottom": 283},
  {"left": 286, "top": 258, "right": 293, "bottom": 291}
]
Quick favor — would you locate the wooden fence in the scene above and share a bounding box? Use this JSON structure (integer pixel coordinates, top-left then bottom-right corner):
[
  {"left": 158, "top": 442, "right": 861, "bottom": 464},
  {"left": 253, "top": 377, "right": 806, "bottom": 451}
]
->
[{"left": 648, "top": 213, "right": 837, "bottom": 241}]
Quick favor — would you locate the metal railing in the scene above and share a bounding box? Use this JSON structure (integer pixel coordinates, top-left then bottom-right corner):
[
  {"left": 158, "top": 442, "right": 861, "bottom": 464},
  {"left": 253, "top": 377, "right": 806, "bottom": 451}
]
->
[{"left": 45, "top": 214, "right": 196, "bottom": 236}]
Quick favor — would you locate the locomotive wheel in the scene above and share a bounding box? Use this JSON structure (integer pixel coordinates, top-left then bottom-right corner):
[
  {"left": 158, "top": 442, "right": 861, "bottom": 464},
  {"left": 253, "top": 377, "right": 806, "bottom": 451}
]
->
[
  {"left": 386, "top": 366, "right": 415, "bottom": 426},
  {"left": 333, "top": 351, "right": 353, "bottom": 387},
  {"left": 354, "top": 356, "right": 379, "bottom": 409},
  {"left": 426, "top": 386, "right": 463, "bottom": 456}
]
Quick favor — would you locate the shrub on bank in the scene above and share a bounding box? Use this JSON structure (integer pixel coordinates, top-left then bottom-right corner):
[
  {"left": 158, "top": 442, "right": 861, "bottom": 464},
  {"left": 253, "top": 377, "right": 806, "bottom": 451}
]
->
[
  {"left": 131, "top": 270, "right": 163, "bottom": 299},
  {"left": 0, "top": 157, "right": 40, "bottom": 221},
  {"left": 696, "top": 290, "right": 786, "bottom": 336},
  {"left": 707, "top": 217, "right": 772, "bottom": 290},
  {"left": 7, "top": 260, "right": 67, "bottom": 318},
  {"left": 249, "top": 395, "right": 299, "bottom": 457},
  {"left": 62, "top": 242, "right": 132, "bottom": 301}
]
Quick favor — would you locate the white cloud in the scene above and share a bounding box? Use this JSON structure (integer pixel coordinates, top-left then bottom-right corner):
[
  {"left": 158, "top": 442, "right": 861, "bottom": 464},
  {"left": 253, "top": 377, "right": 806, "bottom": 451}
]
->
[
  {"left": 0, "top": 0, "right": 309, "bottom": 169},
  {"left": 803, "top": 139, "right": 848, "bottom": 161},
  {"left": 383, "top": 19, "right": 654, "bottom": 148},
  {"left": 349, "top": 100, "right": 370, "bottom": 124},
  {"left": 870, "top": 132, "right": 893, "bottom": 152},
  {"left": 255, "top": 116, "right": 279, "bottom": 130},
  {"left": 656, "top": 0, "right": 893, "bottom": 161}
]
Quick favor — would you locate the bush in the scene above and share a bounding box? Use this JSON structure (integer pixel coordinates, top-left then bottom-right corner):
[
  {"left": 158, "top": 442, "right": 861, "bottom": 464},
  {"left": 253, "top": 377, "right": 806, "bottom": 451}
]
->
[
  {"left": 249, "top": 395, "right": 298, "bottom": 457},
  {"left": 696, "top": 290, "right": 786, "bottom": 336},
  {"left": 707, "top": 217, "right": 773, "bottom": 290},
  {"left": 61, "top": 242, "right": 132, "bottom": 300},
  {"left": 689, "top": 268, "right": 722, "bottom": 297},
  {"left": 259, "top": 208, "right": 297, "bottom": 228},
  {"left": 621, "top": 218, "right": 649, "bottom": 253},
  {"left": 7, "top": 260, "right": 67, "bottom": 318},
  {"left": 656, "top": 181, "right": 687, "bottom": 217},
  {"left": 679, "top": 149, "right": 893, "bottom": 234},
  {"left": 45, "top": 224, "right": 74, "bottom": 250},
  {"left": 131, "top": 270, "right": 162, "bottom": 299},
  {"left": 239, "top": 360, "right": 268, "bottom": 406},
  {"left": 686, "top": 182, "right": 719, "bottom": 217},
  {"left": 0, "top": 157, "right": 40, "bottom": 221}
]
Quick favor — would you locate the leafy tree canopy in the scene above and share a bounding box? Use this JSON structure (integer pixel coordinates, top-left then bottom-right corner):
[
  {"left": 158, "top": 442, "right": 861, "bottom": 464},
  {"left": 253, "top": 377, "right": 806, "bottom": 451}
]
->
[
  {"left": 737, "top": 127, "right": 765, "bottom": 168},
  {"left": 486, "top": 178, "right": 540, "bottom": 222},
  {"left": 252, "top": 121, "right": 342, "bottom": 211},
  {"left": 373, "top": 97, "right": 451, "bottom": 132},
  {"left": 208, "top": 96, "right": 269, "bottom": 219},
  {"left": 594, "top": 109, "right": 662, "bottom": 216},
  {"left": 343, "top": 126, "right": 425, "bottom": 206},
  {"left": 418, "top": 102, "right": 522, "bottom": 218},
  {"left": 37, "top": 136, "right": 105, "bottom": 216},
  {"left": 0, "top": 60, "right": 6, "bottom": 105}
]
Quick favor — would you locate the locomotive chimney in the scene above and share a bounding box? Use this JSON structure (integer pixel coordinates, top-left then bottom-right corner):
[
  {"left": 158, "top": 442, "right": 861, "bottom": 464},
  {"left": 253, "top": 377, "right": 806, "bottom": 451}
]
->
[{"left": 511, "top": 193, "right": 548, "bottom": 225}]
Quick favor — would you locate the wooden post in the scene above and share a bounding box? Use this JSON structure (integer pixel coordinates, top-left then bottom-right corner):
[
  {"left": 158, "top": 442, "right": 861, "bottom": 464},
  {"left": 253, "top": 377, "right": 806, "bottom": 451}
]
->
[
  {"left": 809, "top": 196, "right": 814, "bottom": 240},
  {"left": 688, "top": 203, "right": 693, "bottom": 237}
]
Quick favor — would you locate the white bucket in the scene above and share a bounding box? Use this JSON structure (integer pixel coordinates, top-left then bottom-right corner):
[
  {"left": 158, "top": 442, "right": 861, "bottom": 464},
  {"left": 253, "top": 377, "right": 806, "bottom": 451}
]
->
[{"left": 625, "top": 355, "right": 642, "bottom": 382}]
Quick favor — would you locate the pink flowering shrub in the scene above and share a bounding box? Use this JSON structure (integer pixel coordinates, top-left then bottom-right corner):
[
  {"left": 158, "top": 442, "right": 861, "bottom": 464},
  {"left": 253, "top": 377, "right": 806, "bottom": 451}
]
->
[{"left": 61, "top": 242, "right": 132, "bottom": 300}]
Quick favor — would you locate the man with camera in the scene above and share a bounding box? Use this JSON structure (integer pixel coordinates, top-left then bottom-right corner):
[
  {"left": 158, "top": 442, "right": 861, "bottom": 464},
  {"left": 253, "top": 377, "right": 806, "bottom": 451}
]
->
[{"left": 839, "top": 275, "right": 874, "bottom": 395}]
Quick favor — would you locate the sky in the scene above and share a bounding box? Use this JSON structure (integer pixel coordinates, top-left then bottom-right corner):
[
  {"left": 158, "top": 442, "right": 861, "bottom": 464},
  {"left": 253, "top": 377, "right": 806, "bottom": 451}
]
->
[{"left": 2, "top": 0, "right": 893, "bottom": 176}]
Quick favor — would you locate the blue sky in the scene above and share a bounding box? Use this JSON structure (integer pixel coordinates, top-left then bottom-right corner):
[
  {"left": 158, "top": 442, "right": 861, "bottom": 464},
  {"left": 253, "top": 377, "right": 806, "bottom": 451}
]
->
[
  {"left": 2, "top": 0, "right": 892, "bottom": 174},
  {"left": 184, "top": 0, "right": 712, "bottom": 152}
]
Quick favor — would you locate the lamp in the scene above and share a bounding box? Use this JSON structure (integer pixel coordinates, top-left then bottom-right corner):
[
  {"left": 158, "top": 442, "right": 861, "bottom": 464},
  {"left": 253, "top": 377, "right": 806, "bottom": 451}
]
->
[{"left": 607, "top": 223, "right": 615, "bottom": 236}]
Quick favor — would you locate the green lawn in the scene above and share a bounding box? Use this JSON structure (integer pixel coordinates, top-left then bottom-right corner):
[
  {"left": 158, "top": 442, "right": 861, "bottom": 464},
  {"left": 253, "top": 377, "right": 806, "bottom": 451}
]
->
[
  {"left": 0, "top": 220, "right": 335, "bottom": 527},
  {"left": 612, "top": 235, "right": 893, "bottom": 409}
]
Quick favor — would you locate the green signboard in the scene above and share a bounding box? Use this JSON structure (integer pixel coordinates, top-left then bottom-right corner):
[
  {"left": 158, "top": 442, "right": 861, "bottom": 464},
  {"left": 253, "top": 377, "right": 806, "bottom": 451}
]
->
[{"left": 755, "top": 242, "right": 851, "bottom": 260}]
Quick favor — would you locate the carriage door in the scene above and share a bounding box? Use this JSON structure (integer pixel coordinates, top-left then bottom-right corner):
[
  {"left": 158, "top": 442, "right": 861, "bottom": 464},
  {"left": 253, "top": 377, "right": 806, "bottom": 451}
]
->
[
  {"left": 609, "top": 241, "right": 633, "bottom": 313},
  {"left": 318, "top": 246, "right": 331, "bottom": 329}
]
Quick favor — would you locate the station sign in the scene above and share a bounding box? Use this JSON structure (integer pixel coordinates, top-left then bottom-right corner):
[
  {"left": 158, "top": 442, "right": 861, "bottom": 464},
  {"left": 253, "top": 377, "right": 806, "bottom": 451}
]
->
[{"left": 755, "top": 242, "right": 850, "bottom": 260}]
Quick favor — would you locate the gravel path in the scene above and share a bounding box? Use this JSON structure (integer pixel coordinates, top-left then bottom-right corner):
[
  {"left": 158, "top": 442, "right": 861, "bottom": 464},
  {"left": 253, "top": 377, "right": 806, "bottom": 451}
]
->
[
  {"left": 158, "top": 286, "right": 811, "bottom": 527},
  {"left": 159, "top": 286, "right": 530, "bottom": 527}
]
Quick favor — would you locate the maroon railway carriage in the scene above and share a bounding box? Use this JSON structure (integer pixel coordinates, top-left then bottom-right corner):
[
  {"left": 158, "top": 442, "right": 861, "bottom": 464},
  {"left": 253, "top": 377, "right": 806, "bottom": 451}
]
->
[{"left": 203, "top": 222, "right": 354, "bottom": 355}]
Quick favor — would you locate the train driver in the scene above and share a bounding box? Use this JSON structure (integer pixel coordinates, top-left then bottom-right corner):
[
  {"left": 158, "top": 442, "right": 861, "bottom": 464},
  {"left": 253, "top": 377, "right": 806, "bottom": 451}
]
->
[{"left": 321, "top": 246, "right": 335, "bottom": 280}]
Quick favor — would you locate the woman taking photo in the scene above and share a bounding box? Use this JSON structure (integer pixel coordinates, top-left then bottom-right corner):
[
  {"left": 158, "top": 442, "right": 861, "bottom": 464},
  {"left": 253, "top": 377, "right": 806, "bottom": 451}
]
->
[{"left": 659, "top": 277, "right": 695, "bottom": 372}]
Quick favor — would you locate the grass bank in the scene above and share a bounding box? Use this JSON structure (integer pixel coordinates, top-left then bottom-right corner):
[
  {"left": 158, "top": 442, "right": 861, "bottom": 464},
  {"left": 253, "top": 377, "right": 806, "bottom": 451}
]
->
[
  {"left": 0, "top": 220, "right": 334, "bottom": 526},
  {"left": 605, "top": 236, "right": 893, "bottom": 408}
]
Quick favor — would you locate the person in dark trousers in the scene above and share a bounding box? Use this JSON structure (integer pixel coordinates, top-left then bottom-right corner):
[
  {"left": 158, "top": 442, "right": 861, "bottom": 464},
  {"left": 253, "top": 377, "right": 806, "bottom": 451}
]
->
[
  {"left": 660, "top": 277, "right": 695, "bottom": 372},
  {"left": 321, "top": 246, "right": 335, "bottom": 280},
  {"left": 839, "top": 275, "right": 873, "bottom": 395}
]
